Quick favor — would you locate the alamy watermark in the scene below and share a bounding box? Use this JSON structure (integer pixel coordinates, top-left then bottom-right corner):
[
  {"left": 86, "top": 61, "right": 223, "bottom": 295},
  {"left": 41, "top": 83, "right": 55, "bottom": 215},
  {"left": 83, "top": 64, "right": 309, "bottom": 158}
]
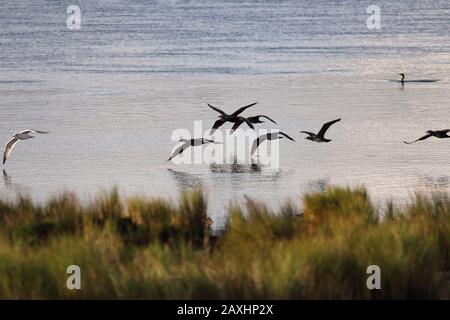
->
[
  {"left": 66, "top": 265, "right": 81, "bottom": 290},
  {"left": 64, "top": 263, "right": 381, "bottom": 291},
  {"left": 366, "top": 5, "right": 381, "bottom": 30},
  {"left": 169, "top": 121, "right": 281, "bottom": 169},
  {"left": 366, "top": 265, "right": 381, "bottom": 290},
  {"left": 67, "top": 5, "right": 81, "bottom": 30}
]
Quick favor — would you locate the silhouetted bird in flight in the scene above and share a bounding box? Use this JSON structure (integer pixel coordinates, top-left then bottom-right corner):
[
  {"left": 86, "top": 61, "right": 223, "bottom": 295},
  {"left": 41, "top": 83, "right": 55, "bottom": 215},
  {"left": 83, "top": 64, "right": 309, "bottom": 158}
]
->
[
  {"left": 404, "top": 129, "right": 450, "bottom": 144},
  {"left": 300, "top": 119, "right": 341, "bottom": 143},
  {"left": 208, "top": 102, "right": 257, "bottom": 133},
  {"left": 3, "top": 129, "right": 49, "bottom": 165},
  {"left": 168, "top": 138, "right": 219, "bottom": 161},
  {"left": 247, "top": 115, "right": 277, "bottom": 125},
  {"left": 251, "top": 131, "right": 295, "bottom": 155},
  {"left": 231, "top": 115, "right": 278, "bottom": 133}
]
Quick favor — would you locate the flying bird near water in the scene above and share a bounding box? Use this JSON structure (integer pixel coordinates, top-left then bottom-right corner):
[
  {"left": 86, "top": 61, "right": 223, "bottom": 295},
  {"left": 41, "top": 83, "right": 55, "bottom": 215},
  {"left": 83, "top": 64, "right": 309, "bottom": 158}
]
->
[
  {"left": 251, "top": 131, "right": 295, "bottom": 155},
  {"left": 168, "top": 138, "right": 220, "bottom": 161},
  {"left": 208, "top": 102, "right": 257, "bottom": 133},
  {"left": 3, "top": 130, "right": 49, "bottom": 165},
  {"left": 231, "top": 114, "right": 277, "bottom": 133},
  {"left": 300, "top": 118, "right": 341, "bottom": 143},
  {"left": 404, "top": 129, "right": 450, "bottom": 144}
]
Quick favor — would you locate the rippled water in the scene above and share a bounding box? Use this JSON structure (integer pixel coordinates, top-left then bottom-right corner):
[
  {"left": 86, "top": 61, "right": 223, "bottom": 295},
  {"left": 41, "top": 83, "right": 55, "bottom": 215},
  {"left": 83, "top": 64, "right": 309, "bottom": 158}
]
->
[{"left": 1, "top": 0, "right": 449, "bottom": 225}]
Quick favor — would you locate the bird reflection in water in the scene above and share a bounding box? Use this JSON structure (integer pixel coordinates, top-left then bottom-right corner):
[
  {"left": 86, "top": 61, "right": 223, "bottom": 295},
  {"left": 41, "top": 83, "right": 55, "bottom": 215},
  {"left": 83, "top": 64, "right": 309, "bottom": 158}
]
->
[
  {"left": 168, "top": 169, "right": 203, "bottom": 189},
  {"left": 304, "top": 178, "right": 330, "bottom": 193},
  {"left": 418, "top": 175, "right": 450, "bottom": 190},
  {"left": 210, "top": 156, "right": 261, "bottom": 174},
  {"left": 415, "top": 175, "right": 450, "bottom": 202},
  {"left": 2, "top": 169, "right": 30, "bottom": 195},
  {"left": 3, "top": 169, "right": 13, "bottom": 189}
]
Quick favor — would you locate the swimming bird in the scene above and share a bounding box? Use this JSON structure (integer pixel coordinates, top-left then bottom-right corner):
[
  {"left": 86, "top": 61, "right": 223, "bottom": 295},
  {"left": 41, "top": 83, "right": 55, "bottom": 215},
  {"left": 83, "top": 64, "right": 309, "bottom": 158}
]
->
[
  {"left": 251, "top": 131, "right": 295, "bottom": 155},
  {"left": 231, "top": 114, "right": 277, "bottom": 133},
  {"left": 300, "top": 119, "right": 341, "bottom": 143},
  {"left": 397, "top": 73, "right": 439, "bottom": 84},
  {"left": 404, "top": 129, "right": 450, "bottom": 144},
  {"left": 3, "top": 130, "right": 49, "bottom": 165},
  {"left": 208, "top": 102, "right": 257, "bottom": 133},
  {"left": 168, "top": 138, "right": 219, "bottom": 161}
]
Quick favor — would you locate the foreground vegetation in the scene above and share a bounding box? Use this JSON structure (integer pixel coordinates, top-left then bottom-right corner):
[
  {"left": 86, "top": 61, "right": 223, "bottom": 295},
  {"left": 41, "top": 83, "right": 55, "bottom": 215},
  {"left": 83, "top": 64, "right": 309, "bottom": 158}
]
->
[{"left": 0, "top": 186, "right": 449, "bottom": 299}]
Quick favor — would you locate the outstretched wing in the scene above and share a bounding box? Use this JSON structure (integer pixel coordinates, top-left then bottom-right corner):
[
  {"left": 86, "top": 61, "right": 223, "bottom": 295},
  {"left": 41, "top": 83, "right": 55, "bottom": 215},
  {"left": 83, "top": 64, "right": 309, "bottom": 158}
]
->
[
  {"left": 300, "top": 131, "right": 315, "bottom": 137},
  {"left": 207, "top": 104, "right": 226, "bottom": 115},
  {"left": 259, "top": 115, "right": 277, "bottom": 124},
  {"left": 168, "top": 142, "right": 190, "bottom": 161},
  {"left": 203, "top": 139, "right": 221, "bottom": 144},
  {"left": 231, "top": 118, "right": 255, "bottom": 133},
  {"left": 210, "top": 119, "right": 226, "bottom": 134},
  {"left": 231, "top": 119, "right": 245, "bottom": 133},
  {"left": 403, "top": 134, "right": 432, "bottom": 144},
  {"left": 231, "top": 102, "right": 257, "bottom": 116},
  {"left": 3, "top": 137, "right": 19, "bottom": 164},
  {"left": 279, "top": 132, "right": 295, "bottom": 141},
  {"left": 318, "top": 118, "right": 341, "bottom": 138},
  {"left": 243, "top": 118, "right": 255, "bottom": 130},
  {"left": 21, "top": 129, "right": 49, "bottom": 134},
  {"left": 251, "top": 133, "right": 269, "bottom": 155}
]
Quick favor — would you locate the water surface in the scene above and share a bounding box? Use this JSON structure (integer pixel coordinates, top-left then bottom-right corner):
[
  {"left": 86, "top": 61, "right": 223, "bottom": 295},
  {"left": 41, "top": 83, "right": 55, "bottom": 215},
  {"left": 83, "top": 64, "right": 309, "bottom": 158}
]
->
[{"left": 1, "top": 0, "right": 449, "bottom": 225}]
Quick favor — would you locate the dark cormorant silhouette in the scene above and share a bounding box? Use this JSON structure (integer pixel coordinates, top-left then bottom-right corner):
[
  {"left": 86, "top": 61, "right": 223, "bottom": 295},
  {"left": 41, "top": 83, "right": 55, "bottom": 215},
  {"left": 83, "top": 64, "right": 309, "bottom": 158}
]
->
[
  {"left": 251, "top": 132, "right": 295, "bottom": 155},
  {"left": 300, "top": 119, "right": 341, "bottom": 143},
  {"left": 247, "top": 115, "right": 277, "bottom": 125},
  {"left": 404, "top": 129, "right": 450, "bottom": 144},
  {"left": 208, "top": 102, "right": 256, "bottom": 133},
  {"left": 396, "top": 73, "right": 439, "bottom": 84},
  {"left": 168, "top": 138, "right": 219, "bottom": 161},
  {"left": 231, "top": 114, "right": 277, "bottom": 133}
]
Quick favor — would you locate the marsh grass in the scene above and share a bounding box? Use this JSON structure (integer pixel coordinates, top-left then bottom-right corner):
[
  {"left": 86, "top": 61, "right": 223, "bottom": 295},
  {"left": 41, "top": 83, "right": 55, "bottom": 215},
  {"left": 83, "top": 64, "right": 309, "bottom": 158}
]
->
[{"left": 0, "top": 186, "right": 448, "bottom": 299}]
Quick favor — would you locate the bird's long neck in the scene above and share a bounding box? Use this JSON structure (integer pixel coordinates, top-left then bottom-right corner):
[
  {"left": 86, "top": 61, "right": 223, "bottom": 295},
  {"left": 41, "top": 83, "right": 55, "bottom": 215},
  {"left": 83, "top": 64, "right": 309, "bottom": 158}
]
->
[{"left": 401, "top": 74, "right": 405, "bottom": 82}]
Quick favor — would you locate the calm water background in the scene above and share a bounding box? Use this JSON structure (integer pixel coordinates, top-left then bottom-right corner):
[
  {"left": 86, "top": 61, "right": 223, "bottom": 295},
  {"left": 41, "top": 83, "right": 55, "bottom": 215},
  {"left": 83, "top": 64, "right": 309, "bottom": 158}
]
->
[{"left": 0, "top": 0, "right": 449, "bottom": 225}]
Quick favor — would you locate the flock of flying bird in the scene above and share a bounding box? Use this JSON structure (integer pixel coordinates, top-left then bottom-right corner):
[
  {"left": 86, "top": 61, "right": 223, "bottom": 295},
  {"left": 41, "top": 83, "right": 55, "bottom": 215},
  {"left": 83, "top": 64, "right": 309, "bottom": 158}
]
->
[
  {"left": 165, "top": 74, "right": 443, "bottom": 161},
  {"left": 2, "top": 73, "right": 445, "bottom": 166},
  {"left": 167, "top": 102, "right": 342, "bottom": 161}
]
